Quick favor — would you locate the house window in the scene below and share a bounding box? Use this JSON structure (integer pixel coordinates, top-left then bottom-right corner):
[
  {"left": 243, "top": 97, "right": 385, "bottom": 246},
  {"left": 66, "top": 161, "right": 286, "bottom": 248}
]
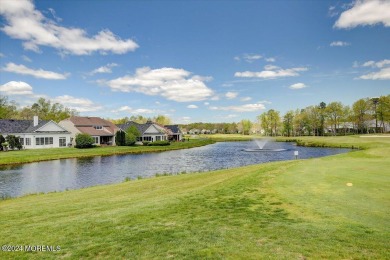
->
[
  {"left": 36, "top": 137, "right": 53, "bottom": 145},
  {"left": 144, "top": 136, "right": 152, "bottom": 141},
  {"left": 94, "top": 126, "right": 103, "bottom": 130},
  {"left": 20, "top": 138, "right": 24, "bottom": 145},
  {"left": 59, "top": 137, "right": 66, "bottom": 147},
  {"left": 26, "top": 138, "right": 31, "bottom": 146},
  {"left": 156, "top": 136, "right": 161, "bottom": 141},
  {"left": 93, "top": 137, "right": 99, "bottom": 144}
]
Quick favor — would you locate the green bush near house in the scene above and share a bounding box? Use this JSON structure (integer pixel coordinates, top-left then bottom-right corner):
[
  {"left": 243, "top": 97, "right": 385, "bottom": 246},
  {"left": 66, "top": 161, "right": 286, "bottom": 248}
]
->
[
  {"left": 147, "top": 141, "right": 170, "bottom": 146},
  {"left": 125, "top": 133, "right": 136, "bottom": 146},
  {"left": 75, "top": 133, "right": 95, "bottom": 149}
]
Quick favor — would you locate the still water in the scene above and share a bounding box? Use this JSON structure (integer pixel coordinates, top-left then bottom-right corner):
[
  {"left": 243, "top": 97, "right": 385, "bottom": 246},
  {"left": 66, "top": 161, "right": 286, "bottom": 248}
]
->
[{"left": 0, "top": 141, "right": 351, "bottom": 198}]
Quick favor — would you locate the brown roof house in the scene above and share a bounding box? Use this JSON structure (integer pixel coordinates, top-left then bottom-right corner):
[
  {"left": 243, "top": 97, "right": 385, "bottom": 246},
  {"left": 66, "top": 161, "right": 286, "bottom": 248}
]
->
[{"left": 59, "top": 116, "right": 119, "bottom": 146}]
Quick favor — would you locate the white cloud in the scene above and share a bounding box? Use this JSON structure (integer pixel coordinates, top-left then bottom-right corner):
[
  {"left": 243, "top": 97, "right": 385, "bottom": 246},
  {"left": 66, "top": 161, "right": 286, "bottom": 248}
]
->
[
  {"left": 240, "top": 97, "right": 252, "bottom": 102},
  {"left": 22, "top": 55, "right": 32, "bottom": 62},
  {"left": 0, "top": 0, "right": 139, "bottom": 55},
  {"left": 111, "top": 105, "right": 155, "bottom": 114},
  {"left": 187, "top": 104, "right": 198, "bottom": 109},
  {"left": 209, "top": 103, "right": 266, "bottom": 112},
  {"left": 225, "top": 91, "right": 238, "bottom": 99},
  {"left": 359, "top": 59, "right": 390, "bottom": 80},
  {"left": 2, "top": 62, "right": 68, "bottom": 79},
  {"left": 0, "top": 53, "right": 4, "bottom": 57},
  {"left": 204, "top": 102, "right": 210, "bottom": 106},
  {"left": 362, "top": 59, "right": 390, "bottom": 68},
  {"left": 334, "top": 0, "right": 390, "bottom": 29},
  {"left": 265, "top": 57, "right": 276, "bottom": 62},
  {"left": 330, "top": 41, "right": 350, "bottom": 47},
  {"left": 264, "top": 64, "right": 280, "bottom": 70},
  {"left": 289, "top": 83, "right": 308, "bottom": 89},
  {"left": 234, "top": 53, "right": 262, "bottom": 63},
  {"left": 52, "top": 95, "right": 103, "bottom": 112},
  {"left": 235, "top": 66, "right": 307, "bottom": 79},
  {"left": 90, "top": 63, "right": 118, "bottom": 75},
  {"left": 0, "top": 81, "right": 33, "bottom": 95},
  {"left": 360, "top": 67, "right": 390, "bottom": 80},
  {"left": 105, "top": 67, "right": 214, "bottom": 102}
]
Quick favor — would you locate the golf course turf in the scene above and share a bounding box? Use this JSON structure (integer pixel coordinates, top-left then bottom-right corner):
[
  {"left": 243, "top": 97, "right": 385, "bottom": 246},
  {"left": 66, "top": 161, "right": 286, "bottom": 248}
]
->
[{"left": 0, "top": 135, "right": 389, "bottom": 259}]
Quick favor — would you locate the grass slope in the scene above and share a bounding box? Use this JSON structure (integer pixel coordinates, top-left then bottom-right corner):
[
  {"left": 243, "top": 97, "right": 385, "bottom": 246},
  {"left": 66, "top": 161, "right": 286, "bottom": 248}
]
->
[
  {"left": 0, "top": 139, "right": 214, "bottom": 166},
  {"left": 0, "top": 136, "right": 389, "bottom": 259}
]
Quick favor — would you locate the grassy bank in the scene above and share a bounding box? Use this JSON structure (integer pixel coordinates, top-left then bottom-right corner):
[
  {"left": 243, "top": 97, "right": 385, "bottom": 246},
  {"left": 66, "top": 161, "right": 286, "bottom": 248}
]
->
[
  {"left": 0, "top": 136, "right": 389, "bottom": 259},
  {"left": 0, "top": 139, "right": 214, "bottom": 166}
]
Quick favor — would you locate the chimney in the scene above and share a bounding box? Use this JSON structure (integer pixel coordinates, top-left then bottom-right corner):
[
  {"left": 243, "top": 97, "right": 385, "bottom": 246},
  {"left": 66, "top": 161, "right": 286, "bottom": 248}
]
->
[{"left": 33, "top": 116, "right": 39, "bottom": 127}]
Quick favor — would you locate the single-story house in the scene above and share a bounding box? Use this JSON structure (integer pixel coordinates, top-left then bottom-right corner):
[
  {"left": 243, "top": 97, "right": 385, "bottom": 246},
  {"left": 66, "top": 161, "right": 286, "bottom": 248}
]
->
[
  {"left": 117, "top": 120, "right": 183, "bottom": 142},
  {"left": 0, "top": 116, "right": 71, "bottom": 149},
  {"left": 59, "top": 116, "right": 119, "bottom": 146}
]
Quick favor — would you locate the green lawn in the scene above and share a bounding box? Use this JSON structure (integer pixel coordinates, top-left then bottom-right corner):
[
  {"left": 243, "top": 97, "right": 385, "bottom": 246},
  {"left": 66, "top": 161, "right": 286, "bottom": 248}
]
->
[
  {"left": 0, "top": 139, "right": 214, "bottom": 166},
  {"left": 0, "top": 136, "right": 389, "bottom": 259}
]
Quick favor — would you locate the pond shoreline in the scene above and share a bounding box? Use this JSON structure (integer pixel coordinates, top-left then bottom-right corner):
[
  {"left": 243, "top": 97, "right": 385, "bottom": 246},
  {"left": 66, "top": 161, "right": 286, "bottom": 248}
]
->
[{"left": 0, "top": 139, "right": 215, "bottom": 166}]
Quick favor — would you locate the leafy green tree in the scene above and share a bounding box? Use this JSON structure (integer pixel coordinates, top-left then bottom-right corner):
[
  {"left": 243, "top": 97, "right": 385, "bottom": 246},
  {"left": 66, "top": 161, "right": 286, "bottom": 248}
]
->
[
  {"left": 126, "top": 125, "right": 140, "bottom": 138},
  {"left": 326, "top": 102, "right": 344, "bottom": 135},
  {"left": 376, "top": 95, "right": 390, "bottom": 133},
  {"left": 352, "top": 98, "right": 370, "bottom": 134},
  {"left": 153, "top": 115, "right": 172, "bottom": 125},
  {"left": 283, "top": 110, "right": 295, "bottom": 137},
  {"left": 239, "top": 119, "right": 253, "bottom": 135},
  {"left": 124, "top": 133, "right": 136, "bottom": 146},
  {"left": 115, "top": 131, "right": 126, "bottom": 146},
  {"left": 318, "top": 102, "right": 327, "bottom": 136},
  {"left": 0, "top": 95, "right": 18, "bottom": 119}
]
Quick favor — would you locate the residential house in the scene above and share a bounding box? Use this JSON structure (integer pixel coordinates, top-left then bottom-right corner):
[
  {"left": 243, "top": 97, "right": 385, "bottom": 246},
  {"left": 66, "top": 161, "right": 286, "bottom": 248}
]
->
[
  {"left": 0, "top": 116, "right": 71, "bottom": 149},
  {"left": 59, "top": 116, "right": 119, "bottom": 146},
  {"left": 164, "top": 125, "right": 183, "bottom": 141},
  {"left": 117, "top": 120, "right": 183, "bottom": 142},
  {"left": 117, "top": 120, "right": 169, "bottom": 142}
]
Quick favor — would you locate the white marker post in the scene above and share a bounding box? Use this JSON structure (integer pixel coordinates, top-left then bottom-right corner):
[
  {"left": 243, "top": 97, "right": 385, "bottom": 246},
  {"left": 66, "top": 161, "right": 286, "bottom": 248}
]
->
[{"left": 294, "top": 151, "right": 299, "bottom": 160}]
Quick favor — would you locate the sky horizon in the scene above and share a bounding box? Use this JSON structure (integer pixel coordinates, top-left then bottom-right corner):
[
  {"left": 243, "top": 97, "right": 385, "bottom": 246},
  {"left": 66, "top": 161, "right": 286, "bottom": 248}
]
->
[{"left": 0, "top": 0, "right": 389, "bottom": 123}]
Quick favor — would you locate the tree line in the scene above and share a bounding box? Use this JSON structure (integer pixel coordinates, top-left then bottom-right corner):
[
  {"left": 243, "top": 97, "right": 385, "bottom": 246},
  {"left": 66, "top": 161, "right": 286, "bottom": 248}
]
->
[
  {"left": 0, "top": 96, "right": 78, "bottom": 122},
  {"left": 1, "top": 94, "right": 389, "bottom": 136},
  {"left": 259, "top": 96, "right": 390, "bottom": 136}
]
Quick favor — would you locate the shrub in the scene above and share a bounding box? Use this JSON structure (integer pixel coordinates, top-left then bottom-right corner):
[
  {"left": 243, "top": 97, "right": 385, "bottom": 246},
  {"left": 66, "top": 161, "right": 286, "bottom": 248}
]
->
[
  {"left": 6, "top": 135, "right": 22, "bottom": 150},
  {"left": 142, "top": 141, "right": 150, "bottom": 146},
  {"left": 147, "top": 141, "right": 170, "bottom": 146},
  {"left": 115, "top": 131, "right": 126, "bottom": 146},
  {"left": 75, "top": 133, "right": 95, "bottom": 149},
  {"left": 1, "top": 142, "right": 9, "bottom": 151},
  {"left": 125, "top": 133, "right": 136, "bottom": 146},
  {"left": 0, "top": 135, "right": 5, "bottom": 151}
]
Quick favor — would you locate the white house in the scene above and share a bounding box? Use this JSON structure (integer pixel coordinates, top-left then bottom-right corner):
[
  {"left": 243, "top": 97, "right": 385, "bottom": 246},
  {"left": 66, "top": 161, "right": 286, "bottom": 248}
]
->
[
  {"left": 0, "top": 116, "right": 71, "bottom": 149},
  {"left": 117, "top": 120, "right": 183, "bottom": 142}
]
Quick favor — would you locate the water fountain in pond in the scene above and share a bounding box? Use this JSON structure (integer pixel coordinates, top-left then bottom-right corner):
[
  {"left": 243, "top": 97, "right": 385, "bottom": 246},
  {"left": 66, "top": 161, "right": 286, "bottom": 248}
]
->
[{"left": 243, "top": 138, "right": 287, "bottom": 152}]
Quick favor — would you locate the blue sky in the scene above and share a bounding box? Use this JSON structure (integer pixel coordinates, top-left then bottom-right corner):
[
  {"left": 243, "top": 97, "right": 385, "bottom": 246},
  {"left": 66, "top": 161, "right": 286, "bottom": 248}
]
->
[{"left": 0, "top": 0, "right": 389, "bottom": 123}]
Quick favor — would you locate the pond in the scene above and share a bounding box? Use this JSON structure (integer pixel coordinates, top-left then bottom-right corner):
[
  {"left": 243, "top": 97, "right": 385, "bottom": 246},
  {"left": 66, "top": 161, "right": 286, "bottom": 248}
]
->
[{"left": 0, "top": 141, "right": 351, "bottom": 198}]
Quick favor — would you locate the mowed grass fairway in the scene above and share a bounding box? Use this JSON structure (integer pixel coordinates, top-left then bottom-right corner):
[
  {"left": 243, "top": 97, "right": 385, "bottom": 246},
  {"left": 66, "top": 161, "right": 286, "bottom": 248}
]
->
[{"left": 0, "top": 136, "right": 389, "bottom": 259}]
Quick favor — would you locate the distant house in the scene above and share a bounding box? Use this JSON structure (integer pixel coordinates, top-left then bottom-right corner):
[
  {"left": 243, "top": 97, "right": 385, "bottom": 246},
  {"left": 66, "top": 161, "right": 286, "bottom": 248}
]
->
[
  {"left": 0, "top": 116, "right": 71, "bottom": 149},
  {"left": 117, "top": 120, "right": 183, "bottom": 142},
  {"left": 59, "top": 116, "right": 119, "bottom": 146},
  {"left": 189, "top": 128, "right": 200, "bottom": 135}
]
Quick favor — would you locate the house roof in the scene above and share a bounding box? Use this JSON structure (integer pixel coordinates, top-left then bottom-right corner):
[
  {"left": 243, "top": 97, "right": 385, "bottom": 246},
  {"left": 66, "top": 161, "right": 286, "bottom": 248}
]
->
[
  {"left": 0, "top": 119, "right": 67, "bottom": 134},
  {"left": 117, "top": 121, "right": 168, "bottom": 135},
  {"left": 66, "top": 116, "right": 119, "bottom": 136},
  {"left": 164, "top": 125, "right": 182, "bottom": 134}
]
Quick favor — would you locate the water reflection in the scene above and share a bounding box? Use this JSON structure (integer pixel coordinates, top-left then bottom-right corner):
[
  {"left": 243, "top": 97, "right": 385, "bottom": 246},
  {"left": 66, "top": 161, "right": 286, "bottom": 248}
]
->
[{"left": 0, "top": 142, "right": 351, "bottom": 198}]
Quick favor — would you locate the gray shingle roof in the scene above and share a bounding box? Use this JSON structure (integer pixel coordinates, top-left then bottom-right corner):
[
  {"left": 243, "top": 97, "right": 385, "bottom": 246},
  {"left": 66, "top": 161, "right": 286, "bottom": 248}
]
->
[
  {"left": 165, "top": 125, "right": 181, "bottom": 134},
  {"left": 117, "top": 121, "right": 166, "bottom": 135},
  {"left": 0, "top": 119, "right": 65, "bottom": 134}
]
